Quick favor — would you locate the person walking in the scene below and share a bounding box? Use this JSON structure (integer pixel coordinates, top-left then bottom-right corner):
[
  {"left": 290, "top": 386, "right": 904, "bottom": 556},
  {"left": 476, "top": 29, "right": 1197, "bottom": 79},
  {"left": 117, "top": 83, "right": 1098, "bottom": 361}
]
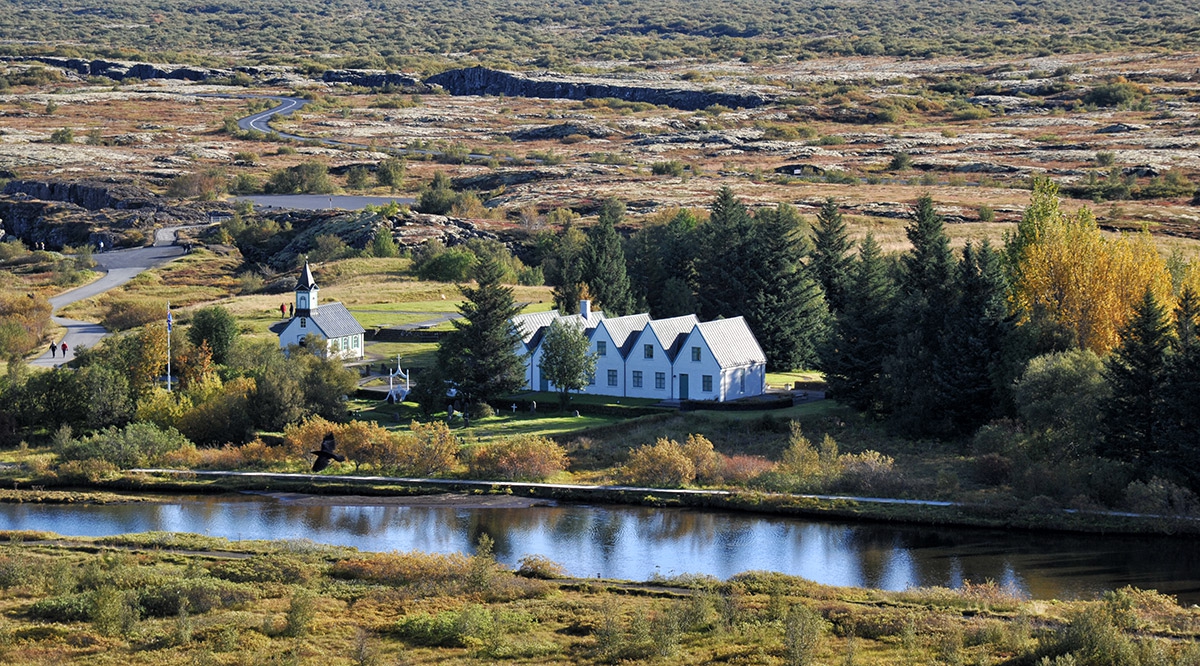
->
[
  {"left": 49, "top": 342, "right": 56, "bottom": 358},
  {"left": 280, "top": 303, "right": 286, "bottom": 318},
  {"left": 61, "top": 342, "right": 68, "bottom": 357}
]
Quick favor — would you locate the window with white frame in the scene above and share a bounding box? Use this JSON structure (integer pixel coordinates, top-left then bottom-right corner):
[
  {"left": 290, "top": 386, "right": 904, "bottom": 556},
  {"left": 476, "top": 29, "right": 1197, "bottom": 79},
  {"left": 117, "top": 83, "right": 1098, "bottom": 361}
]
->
[
  {"left": 607, "top": 369, "right": 618, "bottom": 386},
  {"left": 702, "top": 375, "right": 713, "bottom": 392},
  {"left": 632, "top": 371, "right": 643, "bottom": 388},
  {"left": 597, "top": 340, "right": 607, "bottom": 356},
  {"left": 691, "top": 346, "right": 701, "bottom": 362},
  {"left": 655, "top": 372, "right": 665, "bottom": 390},
  {"left": 644, "top": 344, "right": 654, "bottom": 359}
]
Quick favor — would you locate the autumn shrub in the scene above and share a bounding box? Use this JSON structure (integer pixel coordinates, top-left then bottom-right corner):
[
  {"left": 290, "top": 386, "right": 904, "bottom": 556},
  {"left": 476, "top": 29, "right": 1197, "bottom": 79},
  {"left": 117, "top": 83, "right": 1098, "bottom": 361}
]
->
[
  {"left": 721, "top": 454, "right": 775, "bottom": 484},
  {"left": 622, "top": 438, "right": 695, "bottom": 487},
  {"left": 394, "top": 421, "right": 459, "bottom": 476},
  {"left": 330, "top": 551, "right": 471, "bottom": 587},
  {"left": 0, "top": 291, "right": 52, "bottom": 356},
  {"left": 101, "top": 299, "right": 163, "bottom": 331},
  {"left": 681, "top": 434, "right": 722, "bottom": 483},
  {"left": 56, "top": 459, "right": 121, "bottom": 482},
  {"left": 189, "top": 438, "right": 294, "bottom": 470},
  {"left": 834, "top": 450, "right": 897, "bottom": 494},
  {"left": 209, "top": 555, "right": 319, "bottom": 585},
  {"left": 467, "top": 434, "right": 568, "bottom": 481},
  {"left": 177, "top": 376, "right": 257, "bottom": 446},
  {"left": 516, "top": 555, "right": 567, "bottom": 579}
]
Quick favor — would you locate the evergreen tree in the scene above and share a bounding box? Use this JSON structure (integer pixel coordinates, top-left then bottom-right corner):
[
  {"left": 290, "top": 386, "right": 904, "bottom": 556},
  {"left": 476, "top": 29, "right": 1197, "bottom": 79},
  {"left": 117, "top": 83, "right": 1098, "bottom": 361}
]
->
[
  {"left": 811, "top": 198, "right": 854, "bottom": 313},
  {"left": 697, "top": 187, "right": 756, "bottom": 322},
  {"left": 439, "top": 255, "right": 528, "bottom": 406},
  {"left": 821, "top": 234, "right": 896, "bottom": 413},
  {"left": 626, "top": 209, "right": 699, "bottom": 317},
  {"left": 930, "top": 241, "right": 1010, "bottom": 435},
  {"left": 884, "top": 195, "right": 959, "bottom": 435},
  {"left": 1100, "top": 288, "right": 1172, "bottom": 464},
  {"left": 1156, "top": 287, "right": 1200, "bottom": 487},
  {"left": 582, "top": 198, "right": 635, "bottom": 316},
  {"left": 749, "top": 204, "right": 829, "bottom": 370},
  {"left": 548, "top": 218, "right": 587, "bottom": 313}
]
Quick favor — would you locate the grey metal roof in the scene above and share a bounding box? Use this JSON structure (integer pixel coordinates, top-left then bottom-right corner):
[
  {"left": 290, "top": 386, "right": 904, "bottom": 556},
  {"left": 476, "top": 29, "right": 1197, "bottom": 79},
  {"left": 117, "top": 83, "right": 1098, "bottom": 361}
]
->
[
  {"left": 511, "top": 308, "right": 605, "bottom": 350},
  {"left": 307, "top": 302, "right": 365, "bottom": 337},
  {"left": 645, "top": 314, "right": 700, "bottom": 360},
  {"left": 695, "top": 316, "right": 766, "bottom": 368},
  {"left": 511, "top": 310, "right": 562, "bottom": 346},
  {"left": 597, "top": 313, "right": 652, "bottom": 356}
]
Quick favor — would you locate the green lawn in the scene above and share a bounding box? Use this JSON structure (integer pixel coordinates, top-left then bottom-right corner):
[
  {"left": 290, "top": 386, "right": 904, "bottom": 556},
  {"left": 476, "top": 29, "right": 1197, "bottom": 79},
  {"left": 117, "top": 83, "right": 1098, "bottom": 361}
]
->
[
  {"left": 347, "top": 398, "right": 621, "bottom": 442},
  {"left": 362, "top": 341, "right": 440, "bottom": 367},
  {"left": 765, "top": 370, "right": 825, "bottom": 390},
  {"left": 505, "top": 391, "right": 661, "bottom": 407}
]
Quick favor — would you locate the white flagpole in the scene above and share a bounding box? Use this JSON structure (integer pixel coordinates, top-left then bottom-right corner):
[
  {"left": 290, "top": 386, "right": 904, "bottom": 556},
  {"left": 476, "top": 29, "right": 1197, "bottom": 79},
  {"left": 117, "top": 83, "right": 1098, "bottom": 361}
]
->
[{"left": 166, "top": 301, "right": 172, "bottom": 392}]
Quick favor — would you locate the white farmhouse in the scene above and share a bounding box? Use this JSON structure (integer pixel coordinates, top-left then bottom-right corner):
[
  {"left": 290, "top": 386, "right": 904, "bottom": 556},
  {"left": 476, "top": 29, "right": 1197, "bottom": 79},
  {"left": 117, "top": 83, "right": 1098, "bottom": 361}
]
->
[
  {"left": 272, "top": 261, "right": 366, "bottom": 359},
  {"left": 513, "top": 300, "right": 766, "bottom": 401}
]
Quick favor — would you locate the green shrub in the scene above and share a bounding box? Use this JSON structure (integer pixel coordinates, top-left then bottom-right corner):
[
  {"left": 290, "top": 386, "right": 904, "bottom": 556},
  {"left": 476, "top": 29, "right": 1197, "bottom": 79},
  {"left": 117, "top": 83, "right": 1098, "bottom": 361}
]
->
[
  {"left": 139, "top": 578, "right": 258, "bottom": 617},
  {"left": 56, "top": 422, "right": 191, "bottom": 469},
  {"left": 49, "top": 127, "right": 74, "bottom": 144},
  {"left": 28, "top": 593, "right": 94, "bottom": 622},
  {"left": 651, "top": 160, "right": 686, "bottom": 177}
]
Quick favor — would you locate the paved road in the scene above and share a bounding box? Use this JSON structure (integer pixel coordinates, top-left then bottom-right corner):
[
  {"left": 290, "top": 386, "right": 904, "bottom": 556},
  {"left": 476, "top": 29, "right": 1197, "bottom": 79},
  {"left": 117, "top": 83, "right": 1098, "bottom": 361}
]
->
[{"left": 31, "top": 225, "right": 203, "bottom": 368}]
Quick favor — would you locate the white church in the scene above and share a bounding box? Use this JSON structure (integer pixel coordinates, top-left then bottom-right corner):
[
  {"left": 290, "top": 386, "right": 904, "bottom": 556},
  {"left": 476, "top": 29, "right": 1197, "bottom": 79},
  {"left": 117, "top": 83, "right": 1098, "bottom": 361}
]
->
[
  {"left": 512, "top": 300, "right": 767, "bottom": 402},
  {"left": 272, "top": 261, "right": 366, "bottom": 359}
]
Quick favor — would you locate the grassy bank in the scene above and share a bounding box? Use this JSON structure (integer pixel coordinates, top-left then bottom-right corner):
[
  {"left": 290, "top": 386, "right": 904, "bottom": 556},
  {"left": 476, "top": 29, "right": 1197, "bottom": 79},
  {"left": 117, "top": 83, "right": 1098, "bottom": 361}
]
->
[{"left": 0, "top": 531, "right": 1195, "bottom": 665}]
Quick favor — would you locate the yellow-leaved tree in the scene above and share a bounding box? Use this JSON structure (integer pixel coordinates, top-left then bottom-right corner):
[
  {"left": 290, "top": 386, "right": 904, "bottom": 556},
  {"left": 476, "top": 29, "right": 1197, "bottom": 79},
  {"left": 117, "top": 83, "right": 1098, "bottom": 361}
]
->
[{"left": 1010, "top": 180, "right": 1173, "bottom": 355}]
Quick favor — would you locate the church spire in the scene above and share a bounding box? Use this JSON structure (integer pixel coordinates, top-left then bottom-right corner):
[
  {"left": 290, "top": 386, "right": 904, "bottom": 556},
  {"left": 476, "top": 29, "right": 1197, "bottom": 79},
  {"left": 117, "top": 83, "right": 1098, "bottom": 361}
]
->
[{"left": 295, "top": 260, "right": 319, "bottom": 316}]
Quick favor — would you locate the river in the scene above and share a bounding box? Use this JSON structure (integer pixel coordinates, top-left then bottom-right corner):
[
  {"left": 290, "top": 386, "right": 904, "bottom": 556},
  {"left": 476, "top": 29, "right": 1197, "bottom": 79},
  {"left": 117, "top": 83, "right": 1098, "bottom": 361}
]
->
[{"left": 2, "top": 494, "right": 1197, "bottom": 603}]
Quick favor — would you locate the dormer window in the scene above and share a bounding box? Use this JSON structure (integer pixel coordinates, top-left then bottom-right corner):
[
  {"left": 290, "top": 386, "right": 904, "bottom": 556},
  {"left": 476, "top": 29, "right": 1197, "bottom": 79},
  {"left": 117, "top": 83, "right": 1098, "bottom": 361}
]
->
[{"left": 644, "top": 344, "right": 653, "bottom": 359}]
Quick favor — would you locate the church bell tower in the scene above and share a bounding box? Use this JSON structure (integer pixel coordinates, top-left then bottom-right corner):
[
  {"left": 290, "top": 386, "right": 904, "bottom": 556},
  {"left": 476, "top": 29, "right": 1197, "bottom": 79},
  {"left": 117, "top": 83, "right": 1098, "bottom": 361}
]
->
[{"left": 295, "top": 260, "right": 319, "bottom": 316}]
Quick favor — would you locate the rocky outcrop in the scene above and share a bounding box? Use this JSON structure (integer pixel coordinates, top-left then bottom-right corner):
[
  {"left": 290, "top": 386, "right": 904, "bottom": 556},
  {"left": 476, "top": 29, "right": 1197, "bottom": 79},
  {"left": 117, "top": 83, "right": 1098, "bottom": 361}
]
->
[
  {"left": 0, "top": 180, "right": 224, "bottom": 250},
  {"left": 424, "top": 67, "right": 768, "bottom": 111},
  {"left": 508, "top": 122, "right": 615, "bottom": 141},
  {"left": 3, "top": 179, "right": 158, "bottom": 211},
  {"left": 3, "top": 56, "right": 245, "bottom": 83},
  {"left": 322, "top": 69, "right": 422, "bottom": 89}
]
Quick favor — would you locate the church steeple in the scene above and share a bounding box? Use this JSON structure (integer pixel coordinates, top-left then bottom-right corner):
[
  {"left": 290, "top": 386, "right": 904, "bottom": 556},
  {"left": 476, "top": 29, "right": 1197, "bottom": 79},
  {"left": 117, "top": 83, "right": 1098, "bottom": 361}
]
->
[{"left": 295, "top": 260, "right": 319, "bottom": 316}]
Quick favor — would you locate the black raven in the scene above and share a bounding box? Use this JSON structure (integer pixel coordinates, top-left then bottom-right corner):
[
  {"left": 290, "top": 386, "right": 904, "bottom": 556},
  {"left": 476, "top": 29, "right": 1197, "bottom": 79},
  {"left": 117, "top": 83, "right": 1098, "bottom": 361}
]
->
[{"left": 311, "top": 433, "right": 345, "bottom": 472}]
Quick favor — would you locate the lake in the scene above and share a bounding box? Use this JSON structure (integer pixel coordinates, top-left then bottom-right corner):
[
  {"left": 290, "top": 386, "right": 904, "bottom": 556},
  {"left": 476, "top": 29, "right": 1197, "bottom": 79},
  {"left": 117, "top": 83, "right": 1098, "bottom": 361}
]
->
[{"left": 2, "top": 494, "right": 1197, "bottom": 603}]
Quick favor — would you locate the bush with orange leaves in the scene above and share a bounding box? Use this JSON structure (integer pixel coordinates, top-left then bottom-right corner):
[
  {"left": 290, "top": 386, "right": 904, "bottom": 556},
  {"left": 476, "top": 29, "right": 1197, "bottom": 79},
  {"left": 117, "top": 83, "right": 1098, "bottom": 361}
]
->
[
  {"left": 622, "top": 437, "right": 695, "bottom": 487},
  {"left": 283, "top": 417, "right": 459, "bottom": 476},
  {"left": 466, "top": 434, "right": 568, "bottom": 481},
  {"left": 330, "top": 550, "right": 472, "bottom": 587}
]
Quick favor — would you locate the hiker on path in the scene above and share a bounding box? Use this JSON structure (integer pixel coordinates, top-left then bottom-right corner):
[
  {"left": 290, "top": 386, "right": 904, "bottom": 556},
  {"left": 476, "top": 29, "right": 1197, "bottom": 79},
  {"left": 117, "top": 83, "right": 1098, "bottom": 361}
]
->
[
  {"left": 61, "top": 342, "right": 68, "bottom": 356},
  {"left": 280, "top": 303, "right": 286, "bottom": 318},
  {"left": 49, "top": 342, "right": 56, "bottom": 358}
]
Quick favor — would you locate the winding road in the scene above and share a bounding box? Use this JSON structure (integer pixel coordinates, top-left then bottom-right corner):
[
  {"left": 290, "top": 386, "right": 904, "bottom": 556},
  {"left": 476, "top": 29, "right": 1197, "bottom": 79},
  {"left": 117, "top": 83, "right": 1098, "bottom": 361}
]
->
[{"left": 31, "top": 226, "right": 203, "bottom": 368}]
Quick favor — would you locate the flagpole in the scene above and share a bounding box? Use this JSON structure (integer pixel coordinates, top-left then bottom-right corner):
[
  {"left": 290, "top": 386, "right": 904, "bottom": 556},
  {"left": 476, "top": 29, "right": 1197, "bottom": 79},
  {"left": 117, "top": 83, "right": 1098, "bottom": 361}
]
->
[{"left": 166, "top": 301, "right": 172, "bottom": 393}]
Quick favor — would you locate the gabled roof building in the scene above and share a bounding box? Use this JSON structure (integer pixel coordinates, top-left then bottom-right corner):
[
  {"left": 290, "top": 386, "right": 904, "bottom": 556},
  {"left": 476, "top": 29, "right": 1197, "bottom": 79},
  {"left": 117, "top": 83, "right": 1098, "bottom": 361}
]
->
[
  {"left": 271, "top": 261, "right": 366, "bottom": 359},
  {"left": 513, "top": 300, "right": 766, "bottom": 401}
]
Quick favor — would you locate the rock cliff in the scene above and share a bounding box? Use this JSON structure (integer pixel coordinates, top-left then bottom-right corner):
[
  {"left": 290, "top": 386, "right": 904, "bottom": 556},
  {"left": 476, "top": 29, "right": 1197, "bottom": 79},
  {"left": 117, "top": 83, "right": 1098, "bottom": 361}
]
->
[
  {"left": 322, "top": 70, "right": 422, "bottom": 89},
  {"left": 424, "top": 67, "right": 768, "bottom": 111}
]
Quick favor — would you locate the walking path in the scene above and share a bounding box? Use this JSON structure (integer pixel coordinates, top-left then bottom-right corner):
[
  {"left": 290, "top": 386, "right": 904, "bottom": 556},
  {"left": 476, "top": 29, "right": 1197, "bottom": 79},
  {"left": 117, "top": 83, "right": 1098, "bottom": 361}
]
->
[{"left": 31, "top": 225, "right": 205, "bottom": 368}]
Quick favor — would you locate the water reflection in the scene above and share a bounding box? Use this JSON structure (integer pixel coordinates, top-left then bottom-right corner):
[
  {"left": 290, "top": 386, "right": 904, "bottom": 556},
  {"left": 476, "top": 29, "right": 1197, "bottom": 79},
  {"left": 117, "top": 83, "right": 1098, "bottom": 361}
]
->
[{"left": 0, "top": 495, "right": 1197, "bottom": 603}]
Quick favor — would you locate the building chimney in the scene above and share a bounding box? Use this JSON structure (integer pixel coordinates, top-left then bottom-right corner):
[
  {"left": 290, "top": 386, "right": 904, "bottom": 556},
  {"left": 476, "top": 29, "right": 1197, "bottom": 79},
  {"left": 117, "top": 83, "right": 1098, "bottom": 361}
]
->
[{"left": 579, "top": 299, "right": 591, "bottom": 320}]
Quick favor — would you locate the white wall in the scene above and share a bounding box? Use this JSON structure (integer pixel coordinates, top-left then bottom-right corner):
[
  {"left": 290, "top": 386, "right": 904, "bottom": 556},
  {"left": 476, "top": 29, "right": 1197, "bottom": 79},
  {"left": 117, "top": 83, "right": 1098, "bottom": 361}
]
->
[
  {"left": 587, "top": 325, "right": 625, "bottom": 397},
  {"left": 674, "top": 329, "right": 724, "bottom": 401},
  {"left": 623, "top": 327, "right": 676, "bottom": 400}
]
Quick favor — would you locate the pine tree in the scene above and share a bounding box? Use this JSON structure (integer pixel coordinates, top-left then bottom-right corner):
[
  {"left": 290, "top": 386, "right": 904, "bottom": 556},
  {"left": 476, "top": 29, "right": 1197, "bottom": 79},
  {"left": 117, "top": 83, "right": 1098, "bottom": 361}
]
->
[
  {"left": 549, "top": 218, "right": 587, "bottom": 313},
  {"left": 582, "top": 198, "right": 635, "bottom": 316},
  {"left": 1156, "top": 287, "right": 1200, "bottom": 485},
  {"left": 930, "top": 241, "right": 1010, "bottom": 435},
  {"left": 884, "top": 195, "right": 959, "bottom": 435},
  {"left": 822, "top": 234, "right": 897, "bottom": 413},
  {"left": 749, "top": 204, "right": 829, "bottom": 370},
  {"left": 811, "top": 198, "right": 854, "bottom": 313},
  {"left": 1100, "top": 288, "right": 1172, "bottom": 464},
  {"left": 697, "top": 187, "right": 756, "bottom": 321},
  {"left": 439, "top": 254, "right": 528, "bottom": 406}
]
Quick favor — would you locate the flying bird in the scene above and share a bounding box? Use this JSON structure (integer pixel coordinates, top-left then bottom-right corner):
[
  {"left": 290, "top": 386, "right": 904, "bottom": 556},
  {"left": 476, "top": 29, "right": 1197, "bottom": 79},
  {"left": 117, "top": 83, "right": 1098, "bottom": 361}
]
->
[{"left": 311, "top": 433, "right": 345, "bottom": 472}]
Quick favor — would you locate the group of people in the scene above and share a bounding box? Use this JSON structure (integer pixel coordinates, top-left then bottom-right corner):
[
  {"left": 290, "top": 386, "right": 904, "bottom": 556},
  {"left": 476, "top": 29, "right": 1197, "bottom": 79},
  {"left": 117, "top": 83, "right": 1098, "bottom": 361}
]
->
[
  {"left": 279, "top": 303, "right": 294, "bottom": 318},
  {"left": 48, "top": 341, "right": 68, "bottom": 358}
]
